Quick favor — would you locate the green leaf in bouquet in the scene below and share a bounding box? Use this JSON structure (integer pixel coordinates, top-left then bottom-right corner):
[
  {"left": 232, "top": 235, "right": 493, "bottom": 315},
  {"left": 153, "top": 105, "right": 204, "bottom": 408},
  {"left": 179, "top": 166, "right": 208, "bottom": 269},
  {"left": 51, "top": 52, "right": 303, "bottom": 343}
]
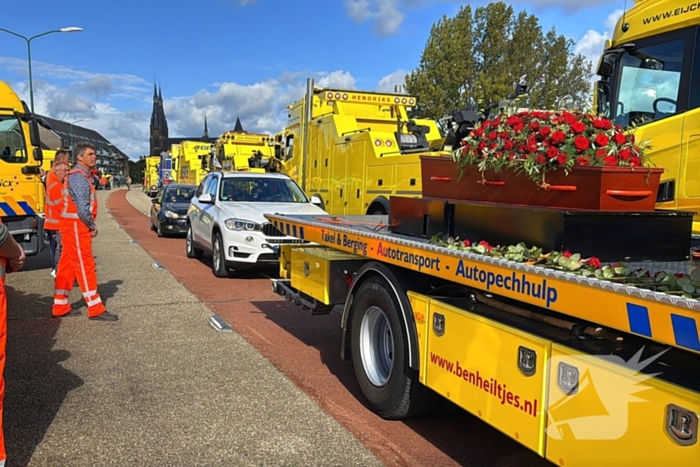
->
[
  {"left": 682, "top": 283, "right": 696, "bottom": 294},
  {"left": 614, "top": 266, "right": 630, "bottom": 275},
  {"left": 567, "top": 261, "right": 583, "bottom": 271},
  {"left": 677, "top": 276, "right": 691, "bottom": 287},
  {"left": 571, "top": 253, "right": 581, "bottom": 262},
  {"left": 690, "top": 267, "right": 700, "bottom": 282},
  {"left": 682, "top": 293, "right": 694, "bottom": 300},
  {"left": 655, "top": 272, "right": 667, "bottom": 283},
  {"left": 602, "top": 266, "right": 615, "bottom": 279}
]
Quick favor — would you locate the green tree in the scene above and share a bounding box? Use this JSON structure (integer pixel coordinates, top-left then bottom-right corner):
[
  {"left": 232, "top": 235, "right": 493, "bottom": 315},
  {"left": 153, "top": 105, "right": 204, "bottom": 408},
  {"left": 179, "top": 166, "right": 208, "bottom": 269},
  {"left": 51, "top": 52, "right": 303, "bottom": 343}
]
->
[{"left": 406, "top": 2, "right": 592, "bottom": 123}]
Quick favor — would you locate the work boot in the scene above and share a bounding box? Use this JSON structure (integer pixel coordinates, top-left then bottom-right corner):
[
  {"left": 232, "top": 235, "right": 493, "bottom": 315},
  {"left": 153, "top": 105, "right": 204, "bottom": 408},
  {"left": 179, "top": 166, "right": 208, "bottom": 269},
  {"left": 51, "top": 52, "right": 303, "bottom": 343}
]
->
[{"left": 89, "top": 311, "right": 119, "bottom": 322}]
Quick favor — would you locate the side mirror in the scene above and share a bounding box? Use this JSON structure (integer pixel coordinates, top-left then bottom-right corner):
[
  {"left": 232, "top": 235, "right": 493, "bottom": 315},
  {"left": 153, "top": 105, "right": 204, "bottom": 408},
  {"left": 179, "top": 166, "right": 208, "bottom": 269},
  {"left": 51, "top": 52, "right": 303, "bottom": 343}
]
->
[
  {"left": 310, "top": 194, "right": 324, "bottom": 209},
  {"left": 597, "top": 53, "right": 616, "bottom": 77},
  {"left": 199, "top": 193, "right": 213, "bottom": 204},
  {"left": 151, "top": 198, "right": 158, "bottom": 204}
]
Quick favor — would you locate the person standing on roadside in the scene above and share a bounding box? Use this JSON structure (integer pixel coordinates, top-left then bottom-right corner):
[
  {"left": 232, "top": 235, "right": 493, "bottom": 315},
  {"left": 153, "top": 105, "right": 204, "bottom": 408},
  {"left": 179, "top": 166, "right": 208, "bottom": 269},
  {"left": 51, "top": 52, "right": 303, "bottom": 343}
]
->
[
  {"left": 0, "top": 220, "right": 26, "bottom": 467},
  {"left": 44, "top": 150, "right": 71, "bottom": 278},
  {"left": 126, "top": 176, "right": 131, "bottom": 190},
  {"left": 52, "top": 142, "right": 118, "bottom": 321}
]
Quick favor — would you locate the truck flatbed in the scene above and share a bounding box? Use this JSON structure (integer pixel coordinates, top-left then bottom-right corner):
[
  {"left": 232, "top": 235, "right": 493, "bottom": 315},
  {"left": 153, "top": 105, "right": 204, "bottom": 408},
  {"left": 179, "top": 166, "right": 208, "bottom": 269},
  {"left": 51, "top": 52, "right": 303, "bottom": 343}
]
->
[{"left": 266, "top": 213, "right": 700, "bottom": 355}]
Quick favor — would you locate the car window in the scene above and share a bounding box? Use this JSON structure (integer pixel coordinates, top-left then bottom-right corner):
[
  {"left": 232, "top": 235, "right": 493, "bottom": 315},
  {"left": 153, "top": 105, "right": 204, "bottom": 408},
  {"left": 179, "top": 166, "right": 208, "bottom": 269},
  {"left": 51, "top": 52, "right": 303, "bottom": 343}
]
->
[
  {"left": 207, "top": 176, "right": 219, "bottom": 198},
  {"left": 196, "top": 177, "right": 210, "bottom": 198},
  {"left": 164, "top": 186, "right": 196, "bottom": 203},
  {"left": 219, "top": 177, "right": 309, "bottom": 203}
]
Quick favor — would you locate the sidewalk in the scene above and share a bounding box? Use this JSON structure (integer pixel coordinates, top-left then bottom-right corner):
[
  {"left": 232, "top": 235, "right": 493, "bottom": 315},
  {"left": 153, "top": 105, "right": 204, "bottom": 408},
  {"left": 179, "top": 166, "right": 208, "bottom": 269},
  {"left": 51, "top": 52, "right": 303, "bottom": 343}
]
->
[{"left": 4, "top": 188, "right": 382, "bottom": 466}]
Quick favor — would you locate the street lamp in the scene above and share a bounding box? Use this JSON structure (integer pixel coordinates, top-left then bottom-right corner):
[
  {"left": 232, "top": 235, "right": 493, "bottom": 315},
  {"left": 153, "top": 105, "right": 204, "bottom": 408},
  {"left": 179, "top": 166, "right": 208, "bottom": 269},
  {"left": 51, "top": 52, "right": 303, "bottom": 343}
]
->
[
  {"left": 69, "top": 118, "right": 92, "bottom": 163},
  {"left": 0, "top": 26, "right": 83, "bottom": 113}
]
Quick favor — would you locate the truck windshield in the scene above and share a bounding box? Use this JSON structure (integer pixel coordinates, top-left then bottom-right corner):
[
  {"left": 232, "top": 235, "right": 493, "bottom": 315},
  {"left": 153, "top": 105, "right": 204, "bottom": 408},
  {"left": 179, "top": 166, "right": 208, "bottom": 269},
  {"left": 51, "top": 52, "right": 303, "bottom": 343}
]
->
[
  {"left": 0, "top": 115, "right": 28, "bottom": 164},
  {"left": 599, "top": 37, "right": 686, "bottom": 129}
]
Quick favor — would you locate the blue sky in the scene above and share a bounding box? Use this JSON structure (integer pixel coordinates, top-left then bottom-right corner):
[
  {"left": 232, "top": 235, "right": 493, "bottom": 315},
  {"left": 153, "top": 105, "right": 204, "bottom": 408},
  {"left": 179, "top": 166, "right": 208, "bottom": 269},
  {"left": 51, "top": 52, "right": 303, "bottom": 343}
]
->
[{"left": 0, "top": 0, "right": 623, "bottom": 159}]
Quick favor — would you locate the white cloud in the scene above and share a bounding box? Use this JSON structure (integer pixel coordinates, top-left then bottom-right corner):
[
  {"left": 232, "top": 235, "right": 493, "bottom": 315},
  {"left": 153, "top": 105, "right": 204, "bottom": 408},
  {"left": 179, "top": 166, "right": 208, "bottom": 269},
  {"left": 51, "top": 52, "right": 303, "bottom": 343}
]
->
[
  {"left": 344, "top": 0, "right": 621, "bottom": 36},
  {"left": 344, "top": 0, "right": 405, "bottom": 37},
  {"left": 377, "top": 69, "right": 407, "bottom": 92},
  {"left": 575, "top": 9, "right": 623, "bottom": 68}
]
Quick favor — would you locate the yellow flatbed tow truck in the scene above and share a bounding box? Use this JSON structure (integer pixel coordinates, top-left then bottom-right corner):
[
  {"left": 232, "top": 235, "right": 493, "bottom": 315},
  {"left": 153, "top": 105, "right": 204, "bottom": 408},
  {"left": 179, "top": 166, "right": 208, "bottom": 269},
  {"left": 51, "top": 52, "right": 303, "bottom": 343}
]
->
[{"left": 265, "top": 212, "right": 700, "bottom": 466}]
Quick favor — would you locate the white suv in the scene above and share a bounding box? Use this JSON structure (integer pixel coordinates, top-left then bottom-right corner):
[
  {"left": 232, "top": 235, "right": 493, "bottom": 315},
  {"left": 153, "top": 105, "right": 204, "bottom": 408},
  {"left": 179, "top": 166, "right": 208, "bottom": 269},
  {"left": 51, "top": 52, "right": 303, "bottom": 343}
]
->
[{"left": 186, "top": 171, "right": 326, "bottom": 277}]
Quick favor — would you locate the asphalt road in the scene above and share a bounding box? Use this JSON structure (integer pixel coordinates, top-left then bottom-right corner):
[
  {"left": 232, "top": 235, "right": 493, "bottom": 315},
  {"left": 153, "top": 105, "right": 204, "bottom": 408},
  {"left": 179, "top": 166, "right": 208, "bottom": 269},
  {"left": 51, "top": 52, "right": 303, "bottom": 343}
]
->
[
  {"left": 119, "top": 189, "right": 551, "bottom": 467},
  {"left": 0, "top": 186, "right": 555, "bottom": 467},
  {"left": 4, "top": 188, "right": 382, "bottom": 467}
]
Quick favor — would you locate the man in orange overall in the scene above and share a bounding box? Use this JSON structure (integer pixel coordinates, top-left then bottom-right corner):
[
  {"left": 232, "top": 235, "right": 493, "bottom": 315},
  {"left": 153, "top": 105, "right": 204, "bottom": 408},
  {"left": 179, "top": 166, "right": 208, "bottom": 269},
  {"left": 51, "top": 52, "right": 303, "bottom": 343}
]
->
[
  {"left": 44, "top": 150, "right": 71, "bottom": 278},
  {"left": 0, "top": 220, "right": 26, "bottom": 466},
  {"left": 53, "top": 142, "right": 118, "bottom": 321}
]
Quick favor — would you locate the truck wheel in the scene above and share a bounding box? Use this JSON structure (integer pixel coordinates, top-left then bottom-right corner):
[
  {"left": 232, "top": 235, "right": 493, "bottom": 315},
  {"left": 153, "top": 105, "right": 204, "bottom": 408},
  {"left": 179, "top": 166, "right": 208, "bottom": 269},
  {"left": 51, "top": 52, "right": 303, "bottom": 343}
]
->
[
  {"left": 186, "top": 225, "right": 203, "bottom": 259},
  {"left": 350, "top": 276, "right": 437, "bottom": 419},
  {"left": 211, "top": 233, "right": 228, "bottom": 278}
]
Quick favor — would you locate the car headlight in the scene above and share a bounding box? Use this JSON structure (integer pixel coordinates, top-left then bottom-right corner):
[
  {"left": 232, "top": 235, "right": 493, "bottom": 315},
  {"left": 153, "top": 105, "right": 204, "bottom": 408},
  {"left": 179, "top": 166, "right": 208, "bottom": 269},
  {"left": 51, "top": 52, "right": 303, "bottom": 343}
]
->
[
  {"left": 224, "top": 218, "right": 261, "bottom": 231},
  {"left": 164, "top": 210, "right": 179, "bottom": 219}
]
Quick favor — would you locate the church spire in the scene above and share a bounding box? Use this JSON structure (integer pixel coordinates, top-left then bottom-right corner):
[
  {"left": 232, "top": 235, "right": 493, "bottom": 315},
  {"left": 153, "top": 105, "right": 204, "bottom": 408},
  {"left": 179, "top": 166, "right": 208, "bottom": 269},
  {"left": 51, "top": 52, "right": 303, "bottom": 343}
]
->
[
  {"left": 158, "top": 84, "right": 162, "bottom": 101},
  {"left": 233, "top": 116, "right": 244, "bottom": 133},
  {"left": 153, "top": 81, "right": 157, "bottom": 99},
  {"left": 203, "top": 114, "right": 209, "bottom": 139}
]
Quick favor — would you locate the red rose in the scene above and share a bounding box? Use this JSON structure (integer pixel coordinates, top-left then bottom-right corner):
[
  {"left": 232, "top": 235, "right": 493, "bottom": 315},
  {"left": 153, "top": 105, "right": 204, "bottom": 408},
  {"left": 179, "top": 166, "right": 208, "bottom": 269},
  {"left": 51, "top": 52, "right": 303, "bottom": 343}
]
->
[
  {"left": 618, "top": 149, "right": 631, "bottom": 161},
  {"left": 535, "top": 154, "right": 547, "bottom": 164},
  {"left": 506, "top": 115, "right": 523, "bottom": 127},
  {"left": 588, "top": 257, "right": 602, "bottom": 269},
  {"left": 596, "top": 149, "right": 607, "bottom": 158},
  {"left": 562, "top": 112, "right": 578, "bottom": 125},
  {"left": 613, "top": 133, "right": 626, "bottom": 145},
  {"left": 488, "top": 131, "right": 498, "bottom": 140},
  {"left": 592, "top": 118, "right": 612, "bottom": 130},
  {"left": 630, "top": 157, "right": 642, "bottom": 167},
  {"left": 551, "top": 130, "right": 566, "bottom": 144},
  {"left": 503, "top": 140, "right": 514, "bottom": 151},
  {"left": 595, "top": 133, "right": 609, "bottom": 147},
  {"left": 576, "top": 156, "right": 590, "bottom": 166},
  {"left": 539, "top": 126, "right": 552, "bottom": 137},
  {"left": 479, "top": 240, "right": 493, "bottom": 252},
  {"left": 529, "top": 121, "right": 540, "bottom": 131},
  {"left": 557, "top": 153, "right": 568, "bottom": 165},
  {"left": 603, "top": 155, "right": 618, "bottom": 166},
  {"left": 463, "top": 239, "right": 471, "bottom": 247},
  {"left": 571, "top": 122, "right": 586, "bottom": 134},
  {"left": 474, "top": 127, "right": 484, "bottom": 137},
  {"left": 499, "top": 131, "right": 508, "bottom": 139},
  {"left": 574, "top": 136, "right": 590, "bottom": 152},
  {"left": 547, "top": 146, "right": 559, "bottom": 159},
  {"left": 513, "top": 122, "right": 524, "bottom": 132},
  {"left": 563, "top": 250, "right": 573, "bottom": 258}
]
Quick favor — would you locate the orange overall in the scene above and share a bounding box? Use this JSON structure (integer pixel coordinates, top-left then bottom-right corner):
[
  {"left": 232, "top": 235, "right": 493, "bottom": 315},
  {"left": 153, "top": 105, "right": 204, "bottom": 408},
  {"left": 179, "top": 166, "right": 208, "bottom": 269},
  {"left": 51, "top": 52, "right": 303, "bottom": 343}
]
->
[
  {"left": 52, "top": 168, "right": 106, "bottom": 318},
  {"left": 44, "top": 170, "right": 62, "bottom": 231},
  {"left": 0, "top": 253, "right": 7, "bottom": 464}
]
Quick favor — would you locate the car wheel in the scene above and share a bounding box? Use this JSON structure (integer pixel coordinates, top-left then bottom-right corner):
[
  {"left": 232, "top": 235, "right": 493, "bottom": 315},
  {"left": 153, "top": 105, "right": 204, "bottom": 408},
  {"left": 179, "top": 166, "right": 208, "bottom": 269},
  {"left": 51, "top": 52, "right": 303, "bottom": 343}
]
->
[
  {"left": 186, "top": 224, "right": 203, "bottom": 259},
  {"left": 211, "top": 233, "right": 228, "bottom": 278}
]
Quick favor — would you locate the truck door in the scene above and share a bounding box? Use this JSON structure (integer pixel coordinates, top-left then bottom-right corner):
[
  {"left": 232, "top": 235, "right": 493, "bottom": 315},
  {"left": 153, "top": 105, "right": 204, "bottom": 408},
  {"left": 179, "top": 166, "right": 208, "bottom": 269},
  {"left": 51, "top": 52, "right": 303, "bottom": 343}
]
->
[{"left": 331, "top": 141, "right": 349, "bottom": 215}]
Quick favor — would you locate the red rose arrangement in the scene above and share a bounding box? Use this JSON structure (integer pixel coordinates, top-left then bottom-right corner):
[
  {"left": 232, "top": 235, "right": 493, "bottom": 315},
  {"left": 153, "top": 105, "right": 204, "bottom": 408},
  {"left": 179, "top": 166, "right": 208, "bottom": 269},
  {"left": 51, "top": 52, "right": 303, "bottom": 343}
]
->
[{"left": 453, "top": 110, "right": 651, "bottom": 185}]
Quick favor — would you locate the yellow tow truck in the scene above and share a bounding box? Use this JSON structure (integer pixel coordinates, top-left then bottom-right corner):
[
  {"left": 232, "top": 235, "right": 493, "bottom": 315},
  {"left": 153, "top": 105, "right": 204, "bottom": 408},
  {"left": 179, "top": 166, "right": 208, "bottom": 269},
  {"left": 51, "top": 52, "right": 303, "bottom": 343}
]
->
[
  {"left": 275, "top": 79, "right": 447, "bottom": 215},
  {"left": 267, "top": 208, "right": 700, "bottom": 466},
  {"left": 177, "top": 141, "right": 212, "bottom": 186},
  {"left": 0, "top": 81, "right": 49, "bottom": 255},
  {"left": 595, "top": 0, "right": 700, "bottom": 236},
  {"left": 213, "top": 125, "right": 275, "bottom": 173},
  {"left": 144, "top": 155, "right": 160, "bottom": 197}
]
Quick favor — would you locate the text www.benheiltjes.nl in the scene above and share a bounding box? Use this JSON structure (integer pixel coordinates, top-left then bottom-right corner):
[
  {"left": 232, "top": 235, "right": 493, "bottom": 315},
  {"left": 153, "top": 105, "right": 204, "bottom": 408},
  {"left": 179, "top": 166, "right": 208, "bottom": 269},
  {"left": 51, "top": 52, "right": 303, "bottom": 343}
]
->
[{"left": 430, "top": 352, "right": 540, "bottom": 418}]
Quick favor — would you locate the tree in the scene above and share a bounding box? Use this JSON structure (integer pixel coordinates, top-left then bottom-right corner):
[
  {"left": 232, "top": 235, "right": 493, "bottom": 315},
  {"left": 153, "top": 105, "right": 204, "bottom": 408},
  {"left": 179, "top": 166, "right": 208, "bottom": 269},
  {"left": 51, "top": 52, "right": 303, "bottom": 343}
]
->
[{"left": 405, "top": 2, "right": 592, "bottom": 124}]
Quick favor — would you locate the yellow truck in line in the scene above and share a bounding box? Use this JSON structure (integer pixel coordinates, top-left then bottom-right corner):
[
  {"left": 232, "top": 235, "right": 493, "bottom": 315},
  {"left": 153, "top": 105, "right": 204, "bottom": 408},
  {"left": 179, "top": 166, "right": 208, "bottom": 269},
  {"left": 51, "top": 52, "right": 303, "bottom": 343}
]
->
[
  {"left": 144, "top": 155, "right": 161, "bottom": 197},
  {"left": 177, "top": 141, "right": 212, "bottom": 186},
  {"left": 275, "top": 79, "right": 446, "bottom": 215},
  {"left": 0, "top": 81, "right": 49, "bottom": 255},
  {"left": 213, "top": 127, "right": 274, "bottom": 173},
  {"left": 595, "top": 0, "right": 700, "bottom": 235}
]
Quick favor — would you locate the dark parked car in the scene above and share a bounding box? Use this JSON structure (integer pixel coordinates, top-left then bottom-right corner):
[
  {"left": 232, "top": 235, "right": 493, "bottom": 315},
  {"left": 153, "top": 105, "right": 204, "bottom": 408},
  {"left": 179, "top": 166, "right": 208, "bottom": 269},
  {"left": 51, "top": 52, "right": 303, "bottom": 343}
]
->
[{"left": 150, "top": 184, "right": 197, "bottom": 237}]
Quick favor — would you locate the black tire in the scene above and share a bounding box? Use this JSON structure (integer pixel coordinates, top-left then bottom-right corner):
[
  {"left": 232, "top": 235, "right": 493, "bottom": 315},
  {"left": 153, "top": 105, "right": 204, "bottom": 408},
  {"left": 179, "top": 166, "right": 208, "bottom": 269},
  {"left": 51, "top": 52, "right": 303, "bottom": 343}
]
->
[
  {"left": 349, "top": 276, "right": 438, "bottom": 419},
  {"left": 211, "top": 233, "right": 228, "bottom": 278},
  {"left": 186, "top": 224, "right": 203, "bottom": 259}
]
